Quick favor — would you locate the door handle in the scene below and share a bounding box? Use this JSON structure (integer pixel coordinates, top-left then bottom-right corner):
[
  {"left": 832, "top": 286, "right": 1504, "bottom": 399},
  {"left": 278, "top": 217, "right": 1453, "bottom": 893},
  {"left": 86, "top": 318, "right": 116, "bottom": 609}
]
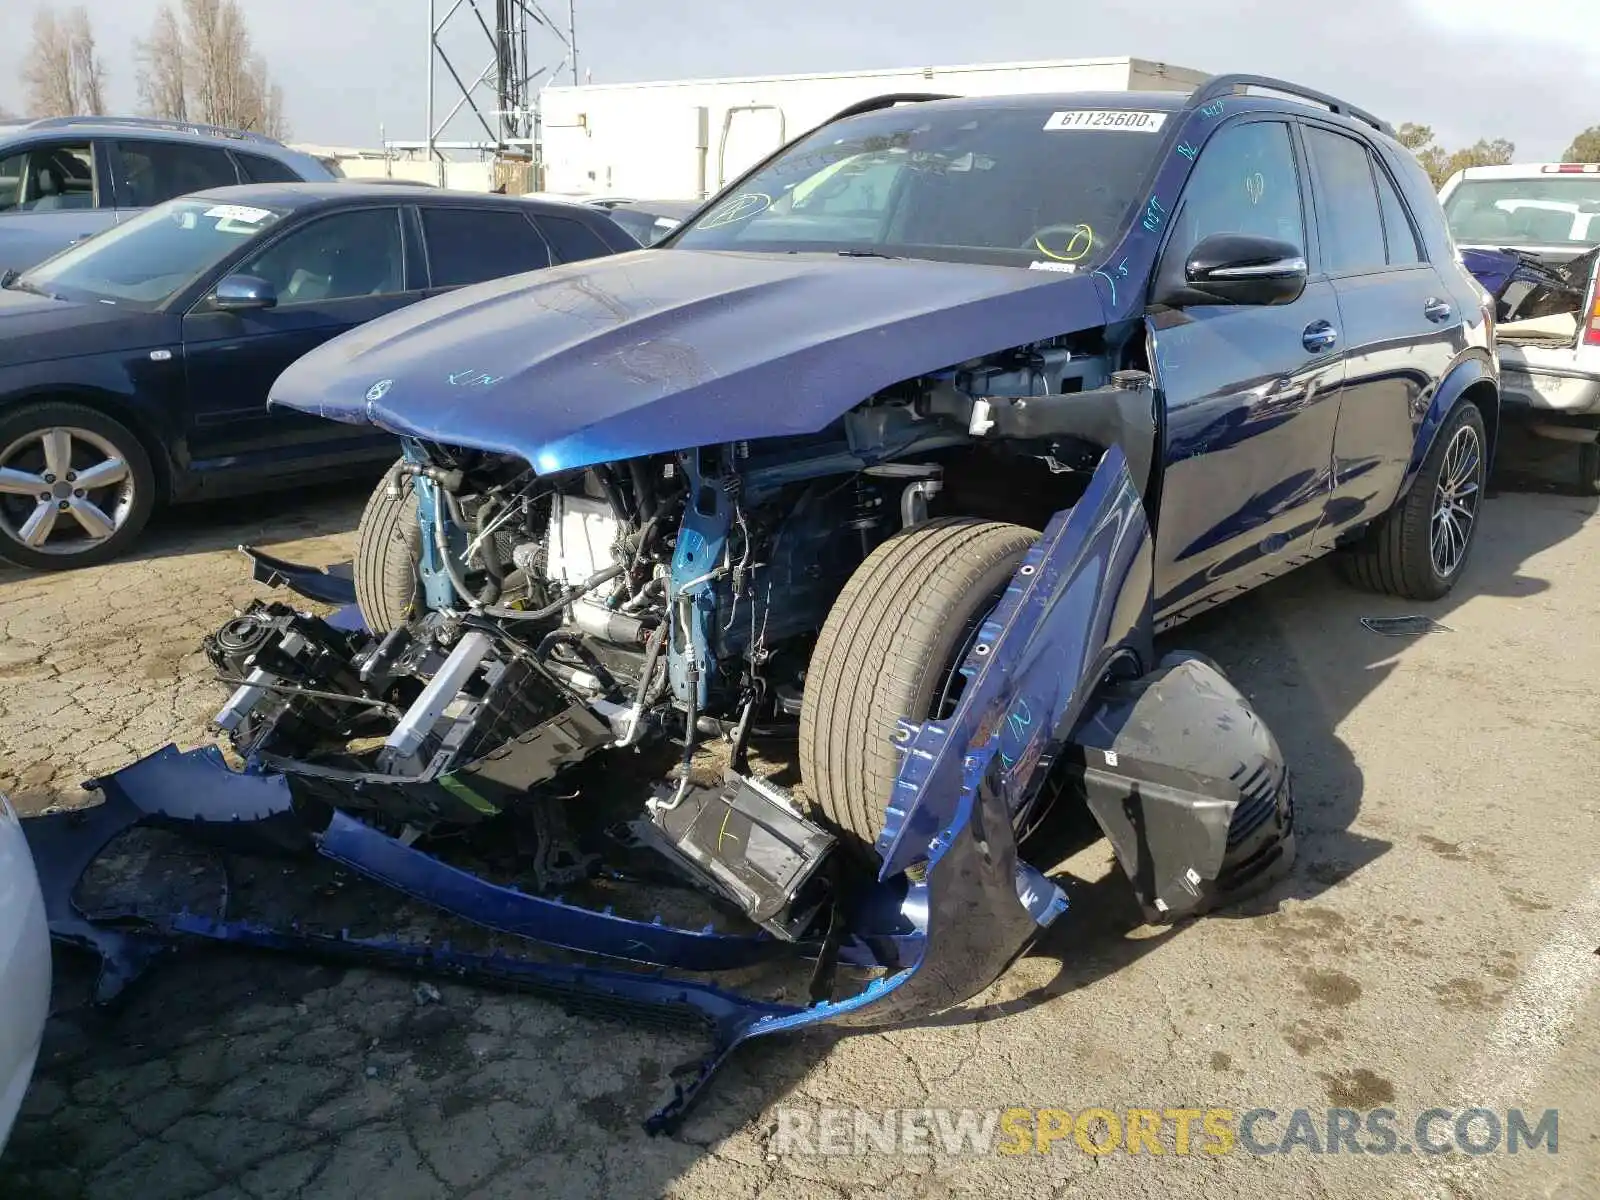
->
[
  {"left": 1302, "top": 320, "right": 1338, "bottom": 353},
  {"left": 1424, "top": 297, "right": 1453, "bottom": 323}
]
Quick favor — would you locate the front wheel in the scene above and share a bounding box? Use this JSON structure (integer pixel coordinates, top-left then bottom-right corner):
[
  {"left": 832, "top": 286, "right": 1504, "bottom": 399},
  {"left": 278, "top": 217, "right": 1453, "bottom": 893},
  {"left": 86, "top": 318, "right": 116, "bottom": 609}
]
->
[
  {"left": 0, "top": 402, "right": 155, "bottom": 570},
  {"left": 1339, "top": 402, "right": 1487, "bottom": 600},
  {"left": 798, "top": 517, "right": 1038, "bottom": 858}
]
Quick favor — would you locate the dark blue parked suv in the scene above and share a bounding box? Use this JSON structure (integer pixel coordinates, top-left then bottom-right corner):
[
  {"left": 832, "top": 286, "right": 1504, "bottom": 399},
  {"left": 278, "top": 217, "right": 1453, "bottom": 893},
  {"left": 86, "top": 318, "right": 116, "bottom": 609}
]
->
[{"left": 0, "top": 182, "right": 636, "bottom": 569}]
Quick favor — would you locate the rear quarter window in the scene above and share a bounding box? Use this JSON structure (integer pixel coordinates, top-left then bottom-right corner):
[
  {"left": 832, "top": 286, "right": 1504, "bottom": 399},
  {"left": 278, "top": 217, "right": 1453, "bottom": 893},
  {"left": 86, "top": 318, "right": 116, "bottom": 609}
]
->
[
  {"left": 235, "top": 152, "right": 302, "bottom": 184},
  {"left": 536, "top": 214, "right": 615, "bottom": 264}
]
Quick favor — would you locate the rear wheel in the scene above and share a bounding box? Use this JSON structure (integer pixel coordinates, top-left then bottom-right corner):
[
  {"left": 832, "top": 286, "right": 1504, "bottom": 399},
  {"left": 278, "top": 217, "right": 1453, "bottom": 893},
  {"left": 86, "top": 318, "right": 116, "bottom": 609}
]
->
[
  {"left": 0, "top": 401, "right": 155, "bottom": 570},
  {"left": 1339, "top": 401, "right": 1486, "bottom": 600},
  {"left": 353, "top": 459, "right": 422, "bottom": 634},
  {"left": 798, "top": 517, "right": 1037, "bottom": 857},
  {"left": 1577, "top": 441, "right": 1600, "bottom": 496}
]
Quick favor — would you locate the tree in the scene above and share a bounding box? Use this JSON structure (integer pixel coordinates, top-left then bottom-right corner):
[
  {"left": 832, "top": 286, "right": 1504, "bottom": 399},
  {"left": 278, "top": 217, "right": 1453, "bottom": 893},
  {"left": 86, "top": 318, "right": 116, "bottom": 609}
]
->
[
  {"left": 20, "top": 4, "right": 107, "bottom": 117},
  {"left": 134, "top": 0, "right": 289, "bottom": 138},
  {"left": 1564, "top": 127, "right": 1600, "bottom": 163},
  {"left": 135, "top": 5, "right": 188, "bottom": 122},
  {"left": 1395, "top": 123, "right": 1515, "bottom": 188}
]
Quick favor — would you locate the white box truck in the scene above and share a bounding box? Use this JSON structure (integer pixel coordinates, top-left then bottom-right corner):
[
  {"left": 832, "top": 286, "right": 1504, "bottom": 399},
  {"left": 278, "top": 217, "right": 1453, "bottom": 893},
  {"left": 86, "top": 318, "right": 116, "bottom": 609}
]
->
[{"left": 538, "top": 56, "right": 1207, "bottom": 201}]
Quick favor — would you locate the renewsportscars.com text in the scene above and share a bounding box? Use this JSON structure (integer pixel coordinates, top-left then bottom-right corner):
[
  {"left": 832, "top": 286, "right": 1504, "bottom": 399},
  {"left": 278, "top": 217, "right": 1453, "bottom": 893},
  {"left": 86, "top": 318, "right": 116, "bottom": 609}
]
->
[{"left": 772, "top": 1106, "right": 1560, "bottom": 1157}]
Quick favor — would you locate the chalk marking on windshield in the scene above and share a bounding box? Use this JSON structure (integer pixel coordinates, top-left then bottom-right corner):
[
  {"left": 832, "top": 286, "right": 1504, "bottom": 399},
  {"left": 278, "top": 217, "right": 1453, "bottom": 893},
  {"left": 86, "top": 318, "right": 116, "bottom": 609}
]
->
[
  {"left": 1198, "top": 100, "right": 1226, "bottom": 119},
  {"left": 1177, "top": 141, "right": 1199, "bottom": 160},
  {"left": 697, "top": 193, "right": 771, "bottom": 229},
  {"left": 1141, "top": 196, "right": 1167, "bottom": 232},
  {"left": 1033, "top": 224, "right": 1094, "bottom": 263}
]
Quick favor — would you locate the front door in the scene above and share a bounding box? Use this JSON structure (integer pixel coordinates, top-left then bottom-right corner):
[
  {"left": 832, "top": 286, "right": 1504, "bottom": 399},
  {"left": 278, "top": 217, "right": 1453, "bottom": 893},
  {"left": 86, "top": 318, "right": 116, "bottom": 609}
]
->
[
  {"left": 181, "top": 206, "right": 415, "bottom": 475},
  {"left": 0, "top": 139, "right": 115, "bottom": 272},
  {"left": 1146, "top": 116, "right": 1346, "bottom": 625}
]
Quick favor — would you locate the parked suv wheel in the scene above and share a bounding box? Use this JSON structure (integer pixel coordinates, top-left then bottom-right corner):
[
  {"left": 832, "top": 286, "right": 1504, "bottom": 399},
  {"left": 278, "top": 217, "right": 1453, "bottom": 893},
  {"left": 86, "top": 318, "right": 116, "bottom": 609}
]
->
[
  {"left": 0, "top": 402, "right": 155, "bottom": 571},
  {"left": 1577, "top": 440, "right": 1600, "bottom": 496},
  {"left": 353, "top": 459, "right": 422, "bottom": 634},
  {"left": 1339, "top": 401, "right": 1487, "bottom": 600},
  {"left": 798, "top": 517, "right": 1037, "bottom": 858}
]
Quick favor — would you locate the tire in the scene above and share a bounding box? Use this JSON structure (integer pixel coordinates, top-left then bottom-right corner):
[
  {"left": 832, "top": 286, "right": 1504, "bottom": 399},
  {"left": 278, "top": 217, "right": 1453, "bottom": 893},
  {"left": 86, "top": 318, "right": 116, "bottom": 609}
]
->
[
  {"left": 353, "top": 459, "right": 422, "bottom": 634},
  {"left": 0, "top": 401, "right": 156, "bottom": 571},
  {"left": 1577, "top": 441, "right": 1600, "bottom": 496},
  {"left": 1339, "top": 402, "right": 1487, "bottom": 601},
  {"left": 799, "top": 518, "right": 1038, "bottom": 856}
]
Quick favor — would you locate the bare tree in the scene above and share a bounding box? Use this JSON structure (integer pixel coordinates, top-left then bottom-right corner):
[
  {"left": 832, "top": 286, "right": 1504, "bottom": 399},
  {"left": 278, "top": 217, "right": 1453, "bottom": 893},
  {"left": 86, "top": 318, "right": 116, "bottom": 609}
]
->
[
  {"left": 134, "top": 0, "right": 289, "bottom": 137},
  {"left": 21, "top": 8, "right": 77, "bottom": 117},
  {"left": 19, "top": 4, "right": 107, "bottom": 117},
  {"left": 135, "top": 4, "right": 189, "bottom": 121}
]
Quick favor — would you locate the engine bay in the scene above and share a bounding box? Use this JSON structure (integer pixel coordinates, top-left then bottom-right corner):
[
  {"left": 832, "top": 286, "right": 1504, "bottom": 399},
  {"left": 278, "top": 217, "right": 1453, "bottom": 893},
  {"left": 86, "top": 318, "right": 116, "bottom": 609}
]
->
[{"left": 201, "top": 337, "right": 1154, "bottom": 938}]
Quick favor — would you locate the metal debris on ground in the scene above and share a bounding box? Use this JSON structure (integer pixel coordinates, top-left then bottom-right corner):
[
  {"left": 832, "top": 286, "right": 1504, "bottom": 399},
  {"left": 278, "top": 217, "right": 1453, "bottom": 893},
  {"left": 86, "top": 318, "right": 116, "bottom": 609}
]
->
[{"left": 1361, "top": 615, "right": 1453, "bottom": 637}]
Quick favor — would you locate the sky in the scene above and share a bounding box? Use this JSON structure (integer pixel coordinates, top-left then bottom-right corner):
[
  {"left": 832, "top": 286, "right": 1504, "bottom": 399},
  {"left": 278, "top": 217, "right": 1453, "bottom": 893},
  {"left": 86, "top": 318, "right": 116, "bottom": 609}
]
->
[{"left": 3, "top": 0, "right": 1599, "bottom": 159}]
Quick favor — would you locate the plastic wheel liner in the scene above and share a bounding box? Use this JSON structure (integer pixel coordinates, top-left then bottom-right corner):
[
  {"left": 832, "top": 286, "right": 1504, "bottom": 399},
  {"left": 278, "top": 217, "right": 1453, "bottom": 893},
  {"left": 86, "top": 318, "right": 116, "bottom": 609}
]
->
[{"left": 23, "top": 447, "right": 1290, "bottom": 1132}]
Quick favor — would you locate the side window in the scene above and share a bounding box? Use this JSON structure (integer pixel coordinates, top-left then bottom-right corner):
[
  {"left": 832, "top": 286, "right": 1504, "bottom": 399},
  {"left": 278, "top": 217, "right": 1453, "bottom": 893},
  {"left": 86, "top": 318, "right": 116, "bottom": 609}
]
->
[
  {"left": 234, "top": 152, "right": 301, "bottom": 184},
  {"left": 536, "top": 214, "right": 613, "bottom": 264},
  {"left": 1373, "top": 159, "right": 1422, "bottom": 265},
  {"left": 421, "top": 208, "right": 549, "bottom": 286},
  {"left": 1303, "top": 127, "right": 1387, "bottom": 275},
  {"left": 239, "top": 208, "right": 405, "bottom": 304},
  {"left": 112, "top": 140, "right": 240, "bottom": 208},
  {"left": 0, "top": 143, "right": 97, "bottom": 213},
  {"left": 1169, "top": 120, "right": 1305, "bottom": 266}
]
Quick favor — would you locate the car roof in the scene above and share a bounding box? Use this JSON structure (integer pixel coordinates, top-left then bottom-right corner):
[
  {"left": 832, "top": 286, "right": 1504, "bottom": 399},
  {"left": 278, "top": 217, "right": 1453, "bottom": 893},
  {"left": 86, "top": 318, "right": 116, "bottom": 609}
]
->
[
  {"left": 867, "top": 90, "right": 1191, "bottom": 115},
  {"left": 1454, "top": 163, "right": 1600, "bottom": 180},
  {"left": 834, "top": 88, "right": 1390, "bottom": 143},
  {"left": 181, "top": 181, "right": 603, "bottom": 213},
  {"left": 0, "top": 116, "right": 288, "bottom": 150}
]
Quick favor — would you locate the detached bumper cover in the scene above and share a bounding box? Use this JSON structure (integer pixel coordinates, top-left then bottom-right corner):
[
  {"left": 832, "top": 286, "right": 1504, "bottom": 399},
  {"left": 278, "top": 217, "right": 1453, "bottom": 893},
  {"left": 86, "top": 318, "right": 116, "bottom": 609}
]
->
[{"left": 22, "top": 449, "right": 1293, "bottom": 1132}]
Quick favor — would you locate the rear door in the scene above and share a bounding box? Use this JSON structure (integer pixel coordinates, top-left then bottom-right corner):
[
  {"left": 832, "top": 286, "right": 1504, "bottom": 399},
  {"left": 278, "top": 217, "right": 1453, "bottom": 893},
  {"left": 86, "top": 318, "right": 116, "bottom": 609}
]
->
[
  {"left": 180, "top": 205, "right": 416, "bottom": 474},
  {"left": 107, "top": 139, "right": 240, "bottom": 212},
  {"left": 415, "top": 204, "right": 551, "bottom": 300},
  {"left": 0, "top": 139, "right": 115, "bottom": 271},
  {"left": 1300, "top": 122, "right": 1465, "bottom": 539},
  {"left": 1146, "top": 115, "right": 1347, "bottom": 625}
]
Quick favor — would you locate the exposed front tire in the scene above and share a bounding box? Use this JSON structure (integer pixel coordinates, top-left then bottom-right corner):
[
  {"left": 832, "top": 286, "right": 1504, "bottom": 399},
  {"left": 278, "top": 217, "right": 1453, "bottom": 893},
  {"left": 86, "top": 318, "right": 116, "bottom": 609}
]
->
[
  {"left": 798, "top": 517, "right": 1037, "bottom": 856},
  {"left": 353, "top": 459, "right": 422, "bottom": 634},
  {"left": 0, "top": 401, "right": 155, "bottom": 570},
  {"left": 1339, "top": 401, "right": 1487, "bottom": 600}
]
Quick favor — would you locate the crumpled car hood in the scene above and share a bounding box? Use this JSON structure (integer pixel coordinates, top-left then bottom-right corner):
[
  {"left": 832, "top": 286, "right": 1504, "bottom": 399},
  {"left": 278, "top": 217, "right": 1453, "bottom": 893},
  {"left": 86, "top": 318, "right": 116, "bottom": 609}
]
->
[{"left": 267, "top": 248, "right": 1107, "bottom": 470}]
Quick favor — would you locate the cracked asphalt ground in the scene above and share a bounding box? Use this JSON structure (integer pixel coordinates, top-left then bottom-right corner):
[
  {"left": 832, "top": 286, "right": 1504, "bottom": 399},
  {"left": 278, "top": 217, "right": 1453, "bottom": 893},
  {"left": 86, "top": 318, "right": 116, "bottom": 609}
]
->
[{"left": 1, "top": 441, "right": 1598, "bottom": 1200}]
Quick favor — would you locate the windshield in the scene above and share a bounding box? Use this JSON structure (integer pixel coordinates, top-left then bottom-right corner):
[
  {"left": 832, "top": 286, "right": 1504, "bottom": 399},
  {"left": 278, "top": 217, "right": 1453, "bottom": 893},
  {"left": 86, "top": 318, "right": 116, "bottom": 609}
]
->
[
  {"left": 671, "top": 101, "right": 1171, "bottom": 268},
  {"left": 1444, "top": 177, "right": 1600, "bottom": 249},
  {"left": 15, "top": 197, "right": 286, "bottom": 307}
]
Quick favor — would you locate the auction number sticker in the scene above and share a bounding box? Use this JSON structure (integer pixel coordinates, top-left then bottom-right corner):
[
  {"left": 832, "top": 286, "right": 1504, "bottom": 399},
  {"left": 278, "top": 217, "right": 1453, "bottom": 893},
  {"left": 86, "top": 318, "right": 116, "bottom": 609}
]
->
[
  {"left": 204, "top": 204, "right": 275, "bottom": 223},
  {"left": 1043, "top": 110, "right": 1168, "bottom": 132}
]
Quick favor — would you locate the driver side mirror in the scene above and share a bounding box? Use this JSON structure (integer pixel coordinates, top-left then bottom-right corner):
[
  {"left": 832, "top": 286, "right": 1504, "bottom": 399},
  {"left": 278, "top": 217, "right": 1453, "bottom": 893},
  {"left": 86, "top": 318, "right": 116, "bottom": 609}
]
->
[
  {"left": 214, "top": 273, "right": 277, "bottom": 312},
  {"left": 1155, "top": 233, "right": 1308, "bottom": 308}
]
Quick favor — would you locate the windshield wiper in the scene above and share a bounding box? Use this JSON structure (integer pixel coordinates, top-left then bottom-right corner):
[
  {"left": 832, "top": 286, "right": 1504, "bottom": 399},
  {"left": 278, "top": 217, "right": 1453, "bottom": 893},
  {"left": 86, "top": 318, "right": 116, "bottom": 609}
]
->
[{"left": 836, "top": 249, "right": 900, "bottom": 259}]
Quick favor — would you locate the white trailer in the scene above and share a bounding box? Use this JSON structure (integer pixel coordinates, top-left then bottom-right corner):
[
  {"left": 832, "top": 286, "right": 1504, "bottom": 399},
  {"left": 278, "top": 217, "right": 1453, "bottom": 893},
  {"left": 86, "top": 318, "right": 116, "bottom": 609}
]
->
[{"left": 538, "top": 56, "right": 1207, "bottom": 201}]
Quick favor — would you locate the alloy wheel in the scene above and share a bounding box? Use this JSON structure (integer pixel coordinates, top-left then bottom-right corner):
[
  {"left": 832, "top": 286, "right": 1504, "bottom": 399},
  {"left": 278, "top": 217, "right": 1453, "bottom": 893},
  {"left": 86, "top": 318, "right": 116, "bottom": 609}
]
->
[
  {"left": 0, "top": 426, "right": 136, "bottom": 558},
  {"left": 1430, "top": 423, "right": 1482, "bottom": 579}
]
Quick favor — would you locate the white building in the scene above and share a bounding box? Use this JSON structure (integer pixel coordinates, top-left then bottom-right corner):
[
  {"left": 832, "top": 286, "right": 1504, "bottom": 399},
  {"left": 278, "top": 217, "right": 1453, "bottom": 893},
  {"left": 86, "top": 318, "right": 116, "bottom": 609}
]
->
[{"left": 538, "top": 56, "right": 1208, "bottom": 201}]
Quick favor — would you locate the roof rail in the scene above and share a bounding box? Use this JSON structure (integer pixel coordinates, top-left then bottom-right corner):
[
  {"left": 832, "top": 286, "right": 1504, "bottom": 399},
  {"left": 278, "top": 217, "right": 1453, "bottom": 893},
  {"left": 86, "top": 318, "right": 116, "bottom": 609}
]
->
[
  {"left": 822, "top": 93, "right": 959, "bottom": 125},
  {"left": 22, "top": 114, "right": 283, "bottom": 145},
  {"left": 1192, "top": 74, "right": 1394, "bottom": 137}
]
